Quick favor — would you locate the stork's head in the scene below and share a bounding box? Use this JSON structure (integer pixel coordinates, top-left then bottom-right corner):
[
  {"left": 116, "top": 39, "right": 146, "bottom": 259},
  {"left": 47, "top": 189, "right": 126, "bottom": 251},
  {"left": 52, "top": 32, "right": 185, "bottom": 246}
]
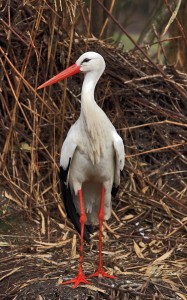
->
[
  {"left": 37, "top": 51, "right": 105, "bottom": 89},
  {"left": 76, "top": 52, "right": 105, "bottom": 74}
]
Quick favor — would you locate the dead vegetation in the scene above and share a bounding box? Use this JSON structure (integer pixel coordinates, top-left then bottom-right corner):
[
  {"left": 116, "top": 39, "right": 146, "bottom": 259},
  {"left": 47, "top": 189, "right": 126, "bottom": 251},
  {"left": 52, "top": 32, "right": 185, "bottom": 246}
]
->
[{"left": 0, "top": 1, "right": 187, "bottom": 299}]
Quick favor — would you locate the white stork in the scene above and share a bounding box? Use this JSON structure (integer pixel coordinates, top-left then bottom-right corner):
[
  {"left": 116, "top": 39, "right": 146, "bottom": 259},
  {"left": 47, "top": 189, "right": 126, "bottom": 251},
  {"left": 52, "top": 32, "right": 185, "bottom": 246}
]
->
[{"left": 38, "top": 52, "right": 125, "bottom": 288}]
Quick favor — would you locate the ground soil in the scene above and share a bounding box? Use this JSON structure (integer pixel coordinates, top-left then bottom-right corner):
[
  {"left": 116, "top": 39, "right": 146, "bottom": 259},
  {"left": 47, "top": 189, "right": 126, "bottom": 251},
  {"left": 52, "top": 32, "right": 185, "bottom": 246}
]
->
[{"left": 0, "top": 188, "right": 186, "bottom": 300}]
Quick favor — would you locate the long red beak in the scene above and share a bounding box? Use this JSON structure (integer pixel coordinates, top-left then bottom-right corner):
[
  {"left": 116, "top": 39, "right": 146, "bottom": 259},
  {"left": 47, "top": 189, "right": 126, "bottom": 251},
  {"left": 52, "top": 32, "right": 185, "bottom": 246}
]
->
[{"left": 37, "top": 64, "right": 80, "bottom": 89}]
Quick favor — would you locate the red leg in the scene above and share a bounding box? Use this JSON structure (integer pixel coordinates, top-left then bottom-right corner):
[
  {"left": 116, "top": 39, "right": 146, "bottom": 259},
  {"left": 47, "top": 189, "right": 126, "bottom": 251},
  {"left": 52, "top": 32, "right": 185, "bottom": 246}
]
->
[
  {"left": 89, "top": 185, "right": 116, "bottom": 279},
  {"left": 61, "top": 189, "right": 91, "bottom": 288}
]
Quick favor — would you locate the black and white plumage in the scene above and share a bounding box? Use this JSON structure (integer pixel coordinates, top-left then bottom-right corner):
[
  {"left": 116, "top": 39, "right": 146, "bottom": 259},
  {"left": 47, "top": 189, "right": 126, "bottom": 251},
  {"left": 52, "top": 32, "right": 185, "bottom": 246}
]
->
[
  {"left": 59, "top": 52, "right": 124, "bottom": 240},
  {"left": 38, "top": 51, "right": 125, "bottom": 286}
]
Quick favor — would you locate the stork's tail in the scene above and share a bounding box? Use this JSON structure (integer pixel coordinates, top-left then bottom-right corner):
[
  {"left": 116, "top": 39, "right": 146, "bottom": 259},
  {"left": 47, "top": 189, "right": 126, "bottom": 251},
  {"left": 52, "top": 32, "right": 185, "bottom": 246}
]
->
[{"left": 59, "top": 166, "right": 92, "bottom": 243}]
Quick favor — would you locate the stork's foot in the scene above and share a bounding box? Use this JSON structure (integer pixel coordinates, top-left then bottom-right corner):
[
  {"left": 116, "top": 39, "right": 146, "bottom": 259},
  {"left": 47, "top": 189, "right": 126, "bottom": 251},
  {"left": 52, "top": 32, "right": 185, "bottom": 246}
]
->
[
  {"left": 61, "top": 270, "right": 91, "bottom": 288},
  {"left": 89, "top": 267, "right": 116, "bottom": 279}
]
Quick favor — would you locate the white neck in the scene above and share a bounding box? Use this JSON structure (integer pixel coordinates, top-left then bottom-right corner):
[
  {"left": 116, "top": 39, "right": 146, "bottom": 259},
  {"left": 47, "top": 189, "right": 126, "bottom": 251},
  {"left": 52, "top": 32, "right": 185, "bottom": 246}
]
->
[
  {"left": 79, "top": 70, "right": 109, "bottom": 164},
  {"left": 80, "top": 70, "right": 103, "bottom": 134},
  {"left": 81, "top": 70, "right": 101, "bottom": 106}
]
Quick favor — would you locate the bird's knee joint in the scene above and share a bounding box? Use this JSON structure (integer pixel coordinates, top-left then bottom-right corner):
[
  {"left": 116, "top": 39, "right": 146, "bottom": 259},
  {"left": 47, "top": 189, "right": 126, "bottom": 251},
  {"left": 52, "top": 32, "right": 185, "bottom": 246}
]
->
[
  {"left": 80, "top": 213, "right": 86, "bottom": 224},
  {"left": 98, "top": 210, "right": 104, "bottom": 220}
]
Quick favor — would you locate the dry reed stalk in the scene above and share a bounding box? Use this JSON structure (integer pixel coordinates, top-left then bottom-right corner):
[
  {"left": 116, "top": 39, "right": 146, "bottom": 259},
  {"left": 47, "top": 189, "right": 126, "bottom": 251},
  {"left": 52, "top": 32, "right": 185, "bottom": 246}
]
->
[{"left": 0, "top": 1, "right": 187, "bottom": 298}]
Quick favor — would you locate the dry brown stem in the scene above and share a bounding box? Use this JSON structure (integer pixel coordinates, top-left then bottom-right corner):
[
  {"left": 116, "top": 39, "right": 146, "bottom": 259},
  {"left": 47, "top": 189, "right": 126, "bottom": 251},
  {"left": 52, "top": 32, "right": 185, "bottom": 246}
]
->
[{"left": 0, "top": 1, "right": 187, "bottom": 299}]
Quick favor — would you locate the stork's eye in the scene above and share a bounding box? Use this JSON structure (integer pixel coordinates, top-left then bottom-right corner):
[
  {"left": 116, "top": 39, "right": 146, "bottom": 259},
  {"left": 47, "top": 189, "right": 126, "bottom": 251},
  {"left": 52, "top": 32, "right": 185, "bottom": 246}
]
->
[{"left": 82, "top": 58, "right": 91, "bottom": 64}]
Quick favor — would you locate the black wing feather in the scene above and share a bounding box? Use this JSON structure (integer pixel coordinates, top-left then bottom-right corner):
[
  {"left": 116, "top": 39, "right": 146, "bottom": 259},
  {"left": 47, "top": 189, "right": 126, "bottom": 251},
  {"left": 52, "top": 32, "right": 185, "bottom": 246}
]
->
[
  {"left": 59, "top": 163, "right": 92, "bottom": 242},
  {"left": 111, "top": 170, "right": 125, "bottom": 197},
  {"left": 111, "top": 184, "right": 119, "bottom": 197}
]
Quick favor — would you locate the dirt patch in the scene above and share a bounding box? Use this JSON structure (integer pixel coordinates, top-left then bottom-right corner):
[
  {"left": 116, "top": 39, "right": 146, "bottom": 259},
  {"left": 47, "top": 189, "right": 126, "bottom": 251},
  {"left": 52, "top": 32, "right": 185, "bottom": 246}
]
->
[{"left": 0, "top": 192, "right": 186, "bottom": 300}]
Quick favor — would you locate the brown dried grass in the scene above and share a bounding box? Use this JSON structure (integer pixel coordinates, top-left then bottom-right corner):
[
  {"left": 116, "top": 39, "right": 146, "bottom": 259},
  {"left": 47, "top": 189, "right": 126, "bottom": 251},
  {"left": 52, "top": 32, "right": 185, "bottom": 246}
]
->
[{"left": 0, "top": 1, "right": 187, "bottom": 299}]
